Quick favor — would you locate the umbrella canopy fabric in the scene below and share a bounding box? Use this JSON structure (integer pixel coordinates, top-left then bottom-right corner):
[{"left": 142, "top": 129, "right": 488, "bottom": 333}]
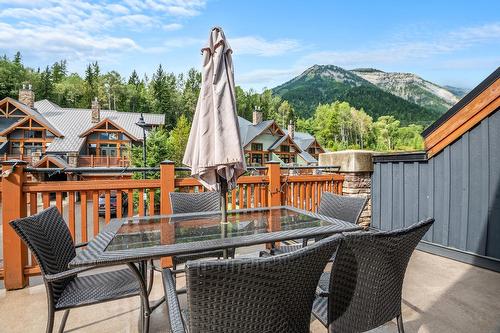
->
[{"left": 183, "top": 27, "right": 246, "bottom": 191}]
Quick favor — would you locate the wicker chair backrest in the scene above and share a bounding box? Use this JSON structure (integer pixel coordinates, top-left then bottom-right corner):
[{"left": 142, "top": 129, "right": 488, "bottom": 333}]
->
[
  {"left": 185, "top": 234, "right": 344, "bottom": 333},
  {"left": 327, "top": 218, "right": 434, "bottom": 332},
  {"left": 318, "top": 192, "right": 367, "bottom": 224},
  {"left": 169, "top": 191, "right": 220, "bottom": 214},
  {"left": 10, "top": 206, "right": 76, "bottom": 302}
]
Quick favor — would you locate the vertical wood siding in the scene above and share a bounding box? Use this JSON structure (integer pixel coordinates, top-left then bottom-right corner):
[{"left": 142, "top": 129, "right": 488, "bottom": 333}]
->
[{"left": 372, "top": 111, "right": 500, "bottom": 260}]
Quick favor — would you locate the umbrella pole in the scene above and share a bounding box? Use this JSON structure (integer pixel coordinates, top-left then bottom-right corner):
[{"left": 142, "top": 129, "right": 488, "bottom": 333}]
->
[{"left": 218, "top": 174, "right": 229, "bottom": 259}]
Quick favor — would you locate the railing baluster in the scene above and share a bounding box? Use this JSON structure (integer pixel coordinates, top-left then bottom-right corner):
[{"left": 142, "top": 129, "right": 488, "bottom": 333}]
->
[
  {"left": 300, "top": 183, "right": 305, "bottom": 209},
  {"left": 92, "top": 191, "right": 99, "bottom": 236},
  {"left": 29, "top": 193, "right": 37, "bottom": 216},
  {"left": 138, "top": 189, "right": 145, "bottom": 217},
  {"left": 312, "top": 182, "right": 317, "bottom": 212},
  {"left": 231, "top": 188, "right": 237, "bottom": 210},
  {"left": 104, "top": 190, "right": 111, "bottom": 224},
  {"left": 81, "top": 191, "right": 88, "bottom": 242},
  {"left": 68, "top": 191, "right": 75, "bottom": 239},
  {"left": 116, "top": 190, "right": 123, "bottom": 218},
  {"left": 42, "top": 192, "right": 50, "bottom": 209},
  {"left": 306, "top": 182, "right": 311, "bottom": 211},
  {"left": 55, "top": 192, "right": 63, "bottom": 213},
  {"left": 238, "top": 185, "right": 244, "bottom": 209},
  {"left": 149, "top": 189, "right": 155, "bottom": 216},
  {"left": 255, "top": 184, "right": 261, "bottom": 208},
  {"left": 127, "top": 189, "right": 134, "bottom": 217},
  {"left": 246, "top": 184, "right": 252, "bottom": 208}
]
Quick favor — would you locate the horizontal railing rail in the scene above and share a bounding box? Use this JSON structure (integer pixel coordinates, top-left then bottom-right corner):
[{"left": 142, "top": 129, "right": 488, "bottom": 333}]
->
[{"left": 0, "top": 160, "right": 344, "bottom": 289}]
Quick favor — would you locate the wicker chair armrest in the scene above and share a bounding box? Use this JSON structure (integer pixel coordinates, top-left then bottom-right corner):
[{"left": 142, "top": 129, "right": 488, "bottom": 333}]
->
[
  {"left": 162, "top": 268, "right": 187, "bottom": 333},
  {"left": 74, "top": 242, "right": 89, "bottom": 248},
  {"left": 44, "top": 266, "right": 94, "bottom": 282}
]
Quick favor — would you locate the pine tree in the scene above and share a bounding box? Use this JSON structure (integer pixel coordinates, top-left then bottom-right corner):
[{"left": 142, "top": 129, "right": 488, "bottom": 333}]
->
[{"left": 38, "top": 66, "right": 54, "bottom": 100}]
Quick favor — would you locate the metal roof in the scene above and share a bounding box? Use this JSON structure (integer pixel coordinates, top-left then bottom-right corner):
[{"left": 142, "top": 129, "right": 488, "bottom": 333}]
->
[
  {"left": 298, "top": 151, "right": 317, "bottom": 164},
  {"left": 34, "top": 100, "right": 164, "bottom": 153},
  {"left": 283, "top": 130, "right": 316, "bottom": 151},
  {"left": 237, "top": 116, "right": 275, "bottom": 147}
]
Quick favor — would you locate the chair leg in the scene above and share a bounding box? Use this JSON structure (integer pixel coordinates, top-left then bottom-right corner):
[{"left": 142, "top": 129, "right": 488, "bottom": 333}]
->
[
  {"left": 46, "top": 307, "right": 55, "bottom": 333},
  {"left": 396, "top": 314, "right": 405, "bottom": 333},
  {"left": 58, "top": 310, "right": 70, "bottom": 333}
]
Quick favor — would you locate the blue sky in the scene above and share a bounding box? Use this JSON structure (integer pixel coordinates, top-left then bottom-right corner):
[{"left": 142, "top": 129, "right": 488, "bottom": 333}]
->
[{"left": 0, "top": 0, "right": 499, "bottom": 90}]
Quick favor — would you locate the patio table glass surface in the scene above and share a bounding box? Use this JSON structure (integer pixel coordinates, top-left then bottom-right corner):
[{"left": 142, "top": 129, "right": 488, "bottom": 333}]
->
[{"left": 69, "top": 206, "right": 362, "bottom": 268}]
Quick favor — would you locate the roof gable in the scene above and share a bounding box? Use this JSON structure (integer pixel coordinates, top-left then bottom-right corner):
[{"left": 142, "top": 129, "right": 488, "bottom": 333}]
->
[
  {"left": 79, "top": 117, "right": 139, "bottom": 141},
  {"left": 424, "top": 67, "right": 500, "bottom": 158},
  {"left": 0, "top": 98, "right": 63, "bottom": 137}
]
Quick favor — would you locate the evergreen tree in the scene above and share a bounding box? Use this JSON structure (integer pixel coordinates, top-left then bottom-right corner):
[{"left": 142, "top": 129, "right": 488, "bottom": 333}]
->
[{"left": 38, "top": 66, "right": 54, "bottom": 100}]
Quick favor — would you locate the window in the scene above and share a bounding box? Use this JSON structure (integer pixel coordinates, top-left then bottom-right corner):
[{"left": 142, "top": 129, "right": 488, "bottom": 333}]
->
[
  {"left": 109, "top": 133, "right": 118, "bottom": 140},
  {"left": 251, "top": 143, "right": 263, "bottom": 151},
  {"left": 251, "top": 153, "right": 263, "bottom": 165},
  {"left": 281, "top": 145, "right": 290, "bottom": 152},
  {"left": 264, "top": 153, "right": 269, "bottom": 162},
  {"left": 11, "top": 142, "right": 21, "bottom": 155},
  {"left": 24, "top": 130, "right": 43, "bottom": 139},
  {"left": 88, "top": 143, "right": 97, "bottom": 155},
  {"left": 100, "top": 143, "right": 117, "bottom": 157},
  {"left": 99, "top": 132, "right": 109, "bottom": 140},
  {"left": 281, "top": 156, "right": 290, "bottom": 163},
  {"left": 308, "top": 147, "right": 315, "bottom": 154},
  {"left": 24, "top": 142, "right": 43, "bottom": 156}
]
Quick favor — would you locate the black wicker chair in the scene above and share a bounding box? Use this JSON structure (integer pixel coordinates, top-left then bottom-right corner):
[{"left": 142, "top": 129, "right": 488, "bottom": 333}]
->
[
  {"left": 313, "top": 218, "right": 434, "bottom": 333},
  {"left": 262, "top": 192, "right": 368, "bottom": 256},
  {"left": 9, "top": 207, "right": 150, "bottom": 333},
  {"left": 169, "top": 192, "right": 235, "bottom": 270},
  {"left": 162, "top": 233, "right": 344, "bottom": 333}
]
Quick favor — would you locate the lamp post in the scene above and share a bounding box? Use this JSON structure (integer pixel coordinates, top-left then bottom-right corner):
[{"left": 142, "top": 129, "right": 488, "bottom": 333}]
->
[{"left": 136, "top": 113, "right": 147, "bottom": 215}]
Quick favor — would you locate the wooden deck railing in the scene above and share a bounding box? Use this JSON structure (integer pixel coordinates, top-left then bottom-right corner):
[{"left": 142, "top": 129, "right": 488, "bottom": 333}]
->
[
  {"left": 0, "top": 160, "right": 343, "bottom": 289},
  {"left": 77, "top": 156, "right": 130, "bottom": 167}
]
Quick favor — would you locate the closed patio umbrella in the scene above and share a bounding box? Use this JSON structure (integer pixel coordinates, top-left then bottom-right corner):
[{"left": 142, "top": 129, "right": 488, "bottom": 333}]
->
[{"left": 183, "top": 26, "right": 246, "bottom": 222}]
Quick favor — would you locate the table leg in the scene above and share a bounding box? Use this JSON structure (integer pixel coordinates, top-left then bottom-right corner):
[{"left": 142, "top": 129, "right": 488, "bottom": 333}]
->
[{"left": 127, "top": 262, "right": 151, "bottom": 333}]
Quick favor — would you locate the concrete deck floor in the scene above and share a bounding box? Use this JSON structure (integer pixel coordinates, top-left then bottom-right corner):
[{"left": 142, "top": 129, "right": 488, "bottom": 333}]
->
[{"left": 0, "top": 250, "right": 499, "bottom": 333}]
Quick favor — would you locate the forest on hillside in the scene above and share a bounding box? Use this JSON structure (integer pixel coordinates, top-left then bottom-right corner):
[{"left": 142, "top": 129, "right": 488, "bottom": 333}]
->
[{"left": 0, "top": 52, "right": 426, "bottom": 161}]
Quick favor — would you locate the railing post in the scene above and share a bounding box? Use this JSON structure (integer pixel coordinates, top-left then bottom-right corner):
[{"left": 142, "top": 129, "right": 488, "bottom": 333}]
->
[
  {"left": 160, "top": 160, "right": 175, "bottom": 214},
  {"left": 2, "top": 160, "right": 28, "bottom": 290},
  {"left": 160, "top": 160, "right": 175, "bottom": 268},
  {"left": 266, "top": 161, "right": 281, "bottom": 207}
]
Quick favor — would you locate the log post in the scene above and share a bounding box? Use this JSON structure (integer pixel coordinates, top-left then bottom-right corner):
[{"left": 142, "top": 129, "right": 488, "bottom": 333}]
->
[
  {"left": 160, "top": 160, "right": 175, "bottom": 267},
  {"left": 266, "top": 161, "right": 281, "bottom": 207},
  {"left": 2, "top": 160, "right": 28, "bottom": 289}
]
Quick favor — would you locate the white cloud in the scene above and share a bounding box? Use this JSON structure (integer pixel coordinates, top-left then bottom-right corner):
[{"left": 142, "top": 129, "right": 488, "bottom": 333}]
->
[
  {"left": 299, "top": 23, "right": 500, "bottom": 69},
  {"left": 0, "top": 0, "right": 207, "bottom": 63},
  {"left": 163, "top": 23, "right": 183, "bottom": 31},
  {"left": 231, "top": 36, "right": 301, "bottom": 56},
  {"left": 238, "top": 67, "right": 302, "bottom": 85}
]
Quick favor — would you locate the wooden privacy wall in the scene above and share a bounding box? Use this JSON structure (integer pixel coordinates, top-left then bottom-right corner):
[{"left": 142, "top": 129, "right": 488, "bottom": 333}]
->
[{"left": 0, "top": 161, "right": 343, "bottom": 288}]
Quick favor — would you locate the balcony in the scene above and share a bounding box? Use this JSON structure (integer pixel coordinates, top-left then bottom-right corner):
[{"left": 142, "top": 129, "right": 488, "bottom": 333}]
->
[{"left": 77, "top": 155, "right": 131, "bottom": 167}]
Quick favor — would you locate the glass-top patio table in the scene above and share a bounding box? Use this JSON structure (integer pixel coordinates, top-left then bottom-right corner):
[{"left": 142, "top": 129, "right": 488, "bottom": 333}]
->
[
  {"left": 69, "top": 206, "right": 362, "bottom": 269},
  {"left": 68, "top": 206, "right": 362, "bottom": 333}
]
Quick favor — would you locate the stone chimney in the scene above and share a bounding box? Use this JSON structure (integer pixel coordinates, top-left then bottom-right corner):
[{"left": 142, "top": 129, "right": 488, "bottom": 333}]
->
[
  {"left": 252, "top": 107, "right": 262, "bottom": 125},
  {"left": 19, "top": 84, "right": 35, "bottom": 108},
  {"left": 91, "top": 97, "right": 100, "bottom": 123},
  {"left": 288, "top": 121, "right": 295, "bottom": 139}
]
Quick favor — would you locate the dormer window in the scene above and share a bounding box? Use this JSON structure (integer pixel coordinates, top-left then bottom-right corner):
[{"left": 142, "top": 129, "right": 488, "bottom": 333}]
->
[{"left": 251, "top": 143, "right": 263, "bottom": 151}]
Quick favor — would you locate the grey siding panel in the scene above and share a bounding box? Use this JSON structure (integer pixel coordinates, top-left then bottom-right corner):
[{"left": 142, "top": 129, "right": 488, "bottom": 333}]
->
[
  {"left": 449, "top": 140, "right": 463, "bottom": 249},
  {"left": 372, "top": 111, "right": 500, "bottom": 262},
  {"left": 403, "top": 162, "right": 419, "bottom": 227},
  {"left": 487, "top": 111, "right": 500, "bottom": 258},
  {"left": 392, "top": 162, "right": 404, "bottom": 229},
  {"left": 380, "top": 163, "right": 393, "bottom": 231},
  {"left": 372, "top": 162, "right": 382, "bottom": 229}
]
